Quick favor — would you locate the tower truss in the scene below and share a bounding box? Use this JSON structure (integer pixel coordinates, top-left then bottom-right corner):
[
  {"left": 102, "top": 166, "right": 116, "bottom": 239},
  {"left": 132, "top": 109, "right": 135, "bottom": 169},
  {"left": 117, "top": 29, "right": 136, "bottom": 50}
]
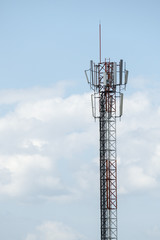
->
[{"left": 85, "top": 59, "right": 128, "bottom": 240}]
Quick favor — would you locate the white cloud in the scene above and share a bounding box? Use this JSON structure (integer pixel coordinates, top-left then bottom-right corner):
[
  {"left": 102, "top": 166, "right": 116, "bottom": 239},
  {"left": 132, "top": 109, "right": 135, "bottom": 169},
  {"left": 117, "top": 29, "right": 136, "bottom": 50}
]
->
[
  {"left": 0, "top": 154, "right": 64, "bottom": 198},
  {"left": 0, "top": 83, "right": 159, "bottom": 200},
  {"left": 0, "top": 82, "right": 67, "bottom": 105},
  {"left": 25, "top": 221, "right": 87, "bottom": 240},
  {"left": 119, "top": 165, "right": 157, "bottom": 194},
  {"left": 148, "top": 145, "right": 160, "bottom": 178},
  {"left": 117, "top": 89, "right": 160, "bottom": 193},
  {"left": 0, "top": 85, "right": 97, "bottom": 201},
  {"left": 74, "top": 161, "right": 99, "bottom": 193}
]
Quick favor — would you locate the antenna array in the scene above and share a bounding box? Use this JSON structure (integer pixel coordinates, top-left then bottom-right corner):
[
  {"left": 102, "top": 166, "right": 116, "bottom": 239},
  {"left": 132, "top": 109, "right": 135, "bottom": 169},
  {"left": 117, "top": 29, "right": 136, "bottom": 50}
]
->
[{"left": 85, "top": 59, "right": 128, "bottom": 119}]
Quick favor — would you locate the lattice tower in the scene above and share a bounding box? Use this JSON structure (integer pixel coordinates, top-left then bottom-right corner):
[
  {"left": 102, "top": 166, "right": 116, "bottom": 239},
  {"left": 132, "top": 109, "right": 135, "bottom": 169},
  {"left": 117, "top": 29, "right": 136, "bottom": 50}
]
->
[{"left": 85, "top": 57, "right": 128, "bottom": 240}]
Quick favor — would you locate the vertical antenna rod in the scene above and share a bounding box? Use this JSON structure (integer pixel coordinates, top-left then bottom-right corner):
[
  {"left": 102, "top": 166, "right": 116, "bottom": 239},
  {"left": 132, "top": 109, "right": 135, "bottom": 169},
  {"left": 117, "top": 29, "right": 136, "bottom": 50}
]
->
[
  {"left": 99, "top": 23, "right": 101, "bottom": 63},
  {"left": 85, "top": 26, "right": 129, "bottom": 240}
]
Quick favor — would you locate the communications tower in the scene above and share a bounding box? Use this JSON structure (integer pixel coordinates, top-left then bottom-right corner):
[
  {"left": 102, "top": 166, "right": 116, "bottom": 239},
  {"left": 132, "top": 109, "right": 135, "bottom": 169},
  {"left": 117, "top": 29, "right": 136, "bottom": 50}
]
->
[{"left": 85, "top": 24, "right": 128, "bottom": 240}]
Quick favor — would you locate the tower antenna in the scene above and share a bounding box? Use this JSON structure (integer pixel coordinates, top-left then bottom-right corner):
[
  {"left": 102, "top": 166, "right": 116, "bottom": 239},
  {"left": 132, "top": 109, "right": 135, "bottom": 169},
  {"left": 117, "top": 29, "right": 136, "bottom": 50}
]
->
[{"left": 99, "top": 22, "right": 101, "bottom": 63}]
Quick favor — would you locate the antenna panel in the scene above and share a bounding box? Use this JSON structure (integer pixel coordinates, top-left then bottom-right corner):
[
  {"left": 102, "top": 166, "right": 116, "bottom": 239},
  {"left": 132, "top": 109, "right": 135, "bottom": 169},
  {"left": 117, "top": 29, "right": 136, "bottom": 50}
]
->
[
  {"left": 120, "top": 93, "right": 123, "bottom": 116},
  {"left": 91, "top": 94, "right": 96, "bottom": 118},
  {"left": 113, "top": 62, "right": 117, "bottom": 85},
  {"left": 90, "top": 60, "right": 93, "bottom": 85},
  {"left": 125, "top": 70, "right": 129, "bottom": 85},
  {"left": 85, "top": 70, "right": 89, "bottom": 83},
  {"left": 94, "top": 64, "right": 98, "bottom": 86},
  {"left": 119, "top": 59, "right": 123, "bottom": 85},
  {"left": 103, "top": 72, "right": 107, "bottom": 85}
]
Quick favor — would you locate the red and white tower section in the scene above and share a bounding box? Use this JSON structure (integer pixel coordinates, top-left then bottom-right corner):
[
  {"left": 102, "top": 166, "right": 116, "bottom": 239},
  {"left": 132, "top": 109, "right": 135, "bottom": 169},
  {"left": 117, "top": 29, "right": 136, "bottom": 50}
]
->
[{"left": 85, "top": 48, "right": 128, "bottom": 240}]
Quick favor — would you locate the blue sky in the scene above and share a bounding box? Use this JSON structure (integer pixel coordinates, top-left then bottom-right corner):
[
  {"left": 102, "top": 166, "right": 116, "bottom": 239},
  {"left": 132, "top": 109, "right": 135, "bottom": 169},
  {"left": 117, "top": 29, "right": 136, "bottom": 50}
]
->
[
  {"left": 1, "top": 0, "right": 160, "bottom": 90},
  {"left": 0, "top": 0, "right": 160, "bottom": 240}
]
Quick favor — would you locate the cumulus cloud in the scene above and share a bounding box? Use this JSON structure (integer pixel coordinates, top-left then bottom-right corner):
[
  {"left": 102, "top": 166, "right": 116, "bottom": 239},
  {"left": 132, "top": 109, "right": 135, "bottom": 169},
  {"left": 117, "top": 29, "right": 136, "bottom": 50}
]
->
[
  {"left": 117, "top": 89, "right": 160, "bottom": 193},
  {"left": 0, "top": 81, "right": 67, "bottom": 105},
  {"left": 0, "top": 82, "right": 159, "bottom": 201},
  {"left": 0, "top": 85, "right": 97, "bottom": 201},
  {"left": 119, "top": 165, "right": 157, "bottom": 194},
  {"left": 1, "top": 154, "right": 67, "bottom": 197},
  {"left": 25, "top": 221, "right": 87, "bottom": 240}
]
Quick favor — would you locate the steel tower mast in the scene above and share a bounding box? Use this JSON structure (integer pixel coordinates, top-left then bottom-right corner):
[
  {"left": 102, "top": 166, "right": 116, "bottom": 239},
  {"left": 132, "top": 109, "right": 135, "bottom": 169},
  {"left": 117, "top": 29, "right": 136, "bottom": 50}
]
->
[{"left": 85, "top": 24, "right": 128, "bottom": 240}]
